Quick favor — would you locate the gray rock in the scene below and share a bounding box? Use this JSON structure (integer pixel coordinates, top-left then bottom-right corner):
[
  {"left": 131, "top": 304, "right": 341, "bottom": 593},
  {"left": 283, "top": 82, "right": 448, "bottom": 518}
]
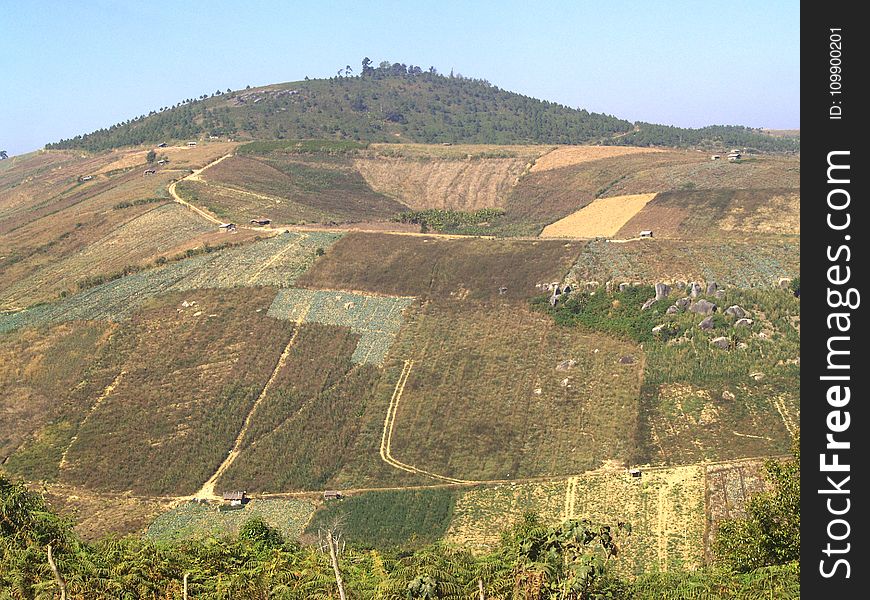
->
[
  {"left": 655, "top": 283, "right": 671, "bottom": 301},
  {"left": 676, "top": 297, "right": 691, "bottom": 309},
  {"left": 689, "top": 300, "right": 717, "bottom": 315},
  {"left": 724, "top": 305, "right": 746, "bottom": 318},
  {"left": 715, "top": 290, "right": 726, "bottom": 299},
  {"left": 699, "top": 316, "right": 715, "bottom": 330},
  {"left": 689, "top": 282, "right": 703, "bottom": 297},
  {"left": 652, "top": 324, "right": 666, "bottom": 334},
  {"left": 641, "top": 298, "right": 657, "bottom": 310},
  {"left": 619, "top": 355, "right": 636, "bottom": 364},
  {"left": 711, "top": 336, "right": 730, "bottom": 349},
  {"left": 734, "top": 318, "right": 754, "bottom": 328},
  {"left": 666, "top": 305, "right": 679, "bottom": 315},
  {"left": 619, "top": 282, "right": 631, "bottom": 292},
  {"left": 778, "top": 277, "right": 792, "bottom": 290},
  {"left": 675, "top": 280, "right": 687, "bottom": 290},
  {"left": 556, "top": 359, "right": 577, "bottom": 371},
  {"left": 706, "top": 281, "right": 718, "bottom": 295}
]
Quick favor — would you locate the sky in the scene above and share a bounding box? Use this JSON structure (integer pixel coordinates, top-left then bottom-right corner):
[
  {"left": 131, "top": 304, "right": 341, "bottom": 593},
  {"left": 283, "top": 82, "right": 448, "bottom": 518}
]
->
[{"left": 1, "top": 0, "right": 799, "bottom": 157}]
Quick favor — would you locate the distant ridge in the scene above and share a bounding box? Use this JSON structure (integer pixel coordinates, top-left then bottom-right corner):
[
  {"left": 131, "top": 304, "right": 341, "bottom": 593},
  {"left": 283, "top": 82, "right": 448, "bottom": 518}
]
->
[{"left": 46, "top": 60, "right": 799, "bottom": 153}]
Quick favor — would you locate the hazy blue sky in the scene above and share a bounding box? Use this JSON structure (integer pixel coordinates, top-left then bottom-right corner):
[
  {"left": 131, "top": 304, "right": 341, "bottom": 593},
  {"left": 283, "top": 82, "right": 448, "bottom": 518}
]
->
[{"left": 1, "top": 0, "right": 799, "bottom": 156}]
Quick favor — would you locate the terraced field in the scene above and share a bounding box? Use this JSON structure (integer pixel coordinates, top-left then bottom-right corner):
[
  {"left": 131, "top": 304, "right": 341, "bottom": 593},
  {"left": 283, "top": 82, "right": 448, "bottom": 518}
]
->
[
  {"left": 0, "top": 231, "right": 341, "bottom": 332},
  {"left": 566, "top": 238, "right": 799, "bottom": 288},
  {"left": 540, "top": 193, "right": 657, "bottom": 238},
  {"left": 614, "top": 189, "right": 800, "bottom": 239},
  {"left": 529, "top": 145, "right": 664, "bottom": 172},
  {"left": 297, "top": 232, "right": 582, "bottom": 302}
]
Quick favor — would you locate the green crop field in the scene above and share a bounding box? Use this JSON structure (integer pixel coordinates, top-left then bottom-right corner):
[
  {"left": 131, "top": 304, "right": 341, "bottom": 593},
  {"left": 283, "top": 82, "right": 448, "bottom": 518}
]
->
[
  {"left": 267, "top": 288, "right": 413, "bottom": 365},
  {"left": 297, "top": 232, "right": 582, "bottom": 302},
  {"left": 305, "top": 488, "right": 459, "bottom": 550},
  {"left": 146, "top": 498, "right": 315, "bottom": 542}
]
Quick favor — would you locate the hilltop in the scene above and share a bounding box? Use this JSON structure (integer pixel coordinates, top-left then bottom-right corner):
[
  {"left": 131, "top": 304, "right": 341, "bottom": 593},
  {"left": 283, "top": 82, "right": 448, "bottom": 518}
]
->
[{"left": 45, "top": 60, "right": 799, "bottom": 153}]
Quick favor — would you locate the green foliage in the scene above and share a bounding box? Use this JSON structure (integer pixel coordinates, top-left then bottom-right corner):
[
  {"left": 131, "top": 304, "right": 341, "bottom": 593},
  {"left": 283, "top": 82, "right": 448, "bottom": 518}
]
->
[
  {"left": 715, "top": 436, "right": 800, "bottom": 572},
  {"left": 394, "top": 208, "right": 506, "bottom": 234},
  {"left": 145, "top": 150, "right": 156, "bottom": 163},
  {"left": 112, "top": 197, "right": 166, "bottom": 210},
  {"left": 238, "top": 139, "right": 369, "bottom": 155},
  {"left": 239, "top": 516, "right": 285, "bottom": 549},
  {"left": 305, "top": 489, "right": 459, "bottom": 550}
]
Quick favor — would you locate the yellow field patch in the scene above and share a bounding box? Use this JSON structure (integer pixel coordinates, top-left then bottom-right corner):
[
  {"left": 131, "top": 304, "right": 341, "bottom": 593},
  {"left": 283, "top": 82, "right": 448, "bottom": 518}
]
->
[
  {"left": 540, "top": 193, "right": 657, "bottom": 238},
  {"left": 531, "top": 146, "right": 664, "bottom": 172}
]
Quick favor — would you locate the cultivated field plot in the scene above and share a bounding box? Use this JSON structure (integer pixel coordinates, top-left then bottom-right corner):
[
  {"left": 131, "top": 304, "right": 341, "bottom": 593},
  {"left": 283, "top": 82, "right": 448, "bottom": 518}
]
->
[
  {"left": 566, "top": 238, "right": 799, "bottom": 288},
  {"left": 530, "top": 145, "right": 664, "bottom": 172},
  {"left": 199, "top": 153, "right": 406, "bottom": 222},
  {"left": 614, "top": 189, "right": 800, "bottom": 239},
  {"left": 0, "top": 203, "right": 212, "bottom": 307},
  {"left": 383, "top": 302, "right": 643, "bottom": 481},
  {"left": 217, "top": 323, "right": 384, "bottom": 492},
  {"left": 59, "top": 288, "right": 296, "bottom": 496},
  {"left": 0, "top": 231, "right": 341, "bottom": 332},
  {"left": 267, "top": 288, "right": 413, "bottom": 365},
  {"left": 0, "top": 322, "right": 111, "bottom": 470},
  {"left": 176, "top": 179, "right": 326, "bottom": 224},
  {"left": 601, "top": 155, "right": 800, "bottom": 196},
  {"left": 146, "top": 499, "right": 315, "bottom": 542},
  {"left": 297, "top": 232, "right": 582, "bottom": 302},
  {"left": 446, "top": 465, "right": 706, "bottom": 575},
  {"left": 503, "top": 151, "right": 700, "bottom": 226},
  {"left": 305, "top": 488, "right": 459, "bottom": 550},
  {"left": 368, "top": 143, "right": 547, "bottom": 161},
  {"left": 540, "top": 193, "right": 657, "bottom": 238},
  {"left": 354, "top": 155, "right": 528, "bottom": 211}
]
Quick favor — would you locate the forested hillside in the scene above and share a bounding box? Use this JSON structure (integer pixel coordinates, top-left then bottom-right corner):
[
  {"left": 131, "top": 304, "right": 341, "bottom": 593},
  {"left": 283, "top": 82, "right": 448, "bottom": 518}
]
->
[{"left": 46, "top": 59, "right": 799, "bottom": 153}]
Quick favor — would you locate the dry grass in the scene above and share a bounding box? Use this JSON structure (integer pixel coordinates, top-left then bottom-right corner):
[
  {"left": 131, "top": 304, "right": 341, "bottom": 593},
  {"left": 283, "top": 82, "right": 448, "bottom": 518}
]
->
[
  {"left": 531, "top": 146, "right": 665, "bottom": 172},
  {"left": 94, "top": 142, "right": 239, "bottom": 175},
  {"left": 614, "top": 189, "right": 800, "bottom": 239},
  {"left": 354, "top": 156, "right": 527, "bottom": 211},
  {"left": 368, "top": 143, "right": 548, "bottom": 161},
  {"left": 540, "top": 193, "right": 657, "bottom": 238}
]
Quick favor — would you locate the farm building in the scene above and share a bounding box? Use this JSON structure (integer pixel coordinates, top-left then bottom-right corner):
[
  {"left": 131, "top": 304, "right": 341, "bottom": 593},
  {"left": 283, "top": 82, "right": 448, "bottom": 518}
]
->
[
  {"left": 728, "top": 152, "right": 741, "bottom": 161},
  {"left": 629, "top": 468, "right": 642, "bottom": 478},
  {"left": 710, "top": 155, "right": 721, "bottom": 160},
  {"left": 250, "top": 218, "right": 272, "bottom": 226},
  {"left": 222, "top": 491, "right": 248, "bottom": 506},
  {"left": 187, "top": 141, "right": 197, "bottom": 147},
  {"left": 157, "top": 142, "right": 167, "bottom": 148},
  {"left": 639, "top": 230, "right": 654, "bottom": 238},
  {"left": 143, "top": 169, "right": 156, "bottom": 176},
  {"left": 323, "top": 490, "right": 344, "bottom": 501},
  {"left": 79, "top": 175, "right": 94, "bottom": 182}
]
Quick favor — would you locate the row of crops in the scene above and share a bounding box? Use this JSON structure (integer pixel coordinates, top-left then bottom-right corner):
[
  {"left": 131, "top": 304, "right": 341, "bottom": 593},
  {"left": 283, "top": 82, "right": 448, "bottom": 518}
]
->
[
  {"left": 0, "top": 231, "right": 341, "bottom": 333},
  {"left": 267, "top": 288, "right": 414, "bottom": 365},
  {"left": 568, "top": 238, "right": 799, "bottom": 288}
]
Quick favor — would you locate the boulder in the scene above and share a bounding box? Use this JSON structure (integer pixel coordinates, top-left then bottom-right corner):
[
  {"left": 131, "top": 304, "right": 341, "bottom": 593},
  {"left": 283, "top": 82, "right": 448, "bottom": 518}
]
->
[
  {"left": 556, "top": 359, "right": 577, "bottom": 371},
  {"left": 619, "top": 282, "right": 631, "bottom": 292},
  {"left": 641, "top": 298, "right": 657, "bottom": 310},
  {"left": 724, "top": 305, "right": 746, "bottom": 318},
  {"left": 711, "top": 336, "right": 730, "bottom": 349},
  {"left": 655, "top": 282, "right": 671, "bottom": 301},
  {"left": 778, "top": 277, "right": 792, "bottom": 290},
  {"left": 734, "top": 318, "right": 754, "bottom": 328},
  {"left": 675, "top": 280, "right": 687, "bottom": 290},
  {"left": 666, "top": 305, "right": 679, "bottom": 315},
  {"left": 676, "top": 297, "right": 691, "bottom": 309},
  {"left": 689, "top": 282, "right": 703, "bottom": 298},
  {"left": 699, "top": 316, "right": 715, "bottom": 330},
  {"left": 652, "top": 324, "right": 666, "bottom": 334},
  {"left": 706, "top": 281, "right": 718, "bottom": 295},
  {"left": 689, "top": 299, "right": 717, "bottom": 315}
]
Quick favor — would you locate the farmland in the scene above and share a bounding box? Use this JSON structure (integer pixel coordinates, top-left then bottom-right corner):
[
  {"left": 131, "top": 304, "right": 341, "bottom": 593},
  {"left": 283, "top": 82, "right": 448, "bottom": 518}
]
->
[
  {"left": 267, "top": 288, "right": 413, "bottom": 365},
  {"left": 0, "top": 231, "right": 341, "bottom": 332},
  {"left": 374, "top": 302, "right": 643, "bottom": 481},
  {"left": 146, "top": 499, "right": 315, "bottom": 542},
  {"left": 305, "top": 488, "right": 459, "bottom": 550},
  {"left": 297, "top": 232, "right": 582, "bottom": 302},
  {"left": 57, "top": 288, "right": 296, "bottom": 495},
  {"left": 615, "top": 189, "right": 800, "bottom": 239},
  {"left": 566, "top": 238, "right": 799, "bottom": 288},
  {"left": 540, "top": 193, "right": 657, "bottom": 238}
]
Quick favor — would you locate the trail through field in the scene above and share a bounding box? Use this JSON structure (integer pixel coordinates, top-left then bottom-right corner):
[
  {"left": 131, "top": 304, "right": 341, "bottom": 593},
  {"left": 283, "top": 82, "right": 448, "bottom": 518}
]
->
[
  {"left": 562, "top": 476, "right": 579, "bottom": 521},
  {"left": 167, "top": 154, "right": 233, "bottom": 225},
  {"left": 195, "top": 310, "right": 309, "bottom": 500},
  {"left": 59, "top": 371, "right": 126, "bottom": 470},
  {"left": 772, "top": 396, "right": 798, "bottom": 437},
  {"left": 379, "top": 360, "right": 476, "bottom": 484}
]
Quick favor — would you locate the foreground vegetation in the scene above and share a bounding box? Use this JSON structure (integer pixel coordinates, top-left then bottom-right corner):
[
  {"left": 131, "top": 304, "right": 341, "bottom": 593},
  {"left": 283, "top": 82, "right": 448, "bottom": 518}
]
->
[{"left": 1, "top": 439, "right": 799, "bottom": 598}]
